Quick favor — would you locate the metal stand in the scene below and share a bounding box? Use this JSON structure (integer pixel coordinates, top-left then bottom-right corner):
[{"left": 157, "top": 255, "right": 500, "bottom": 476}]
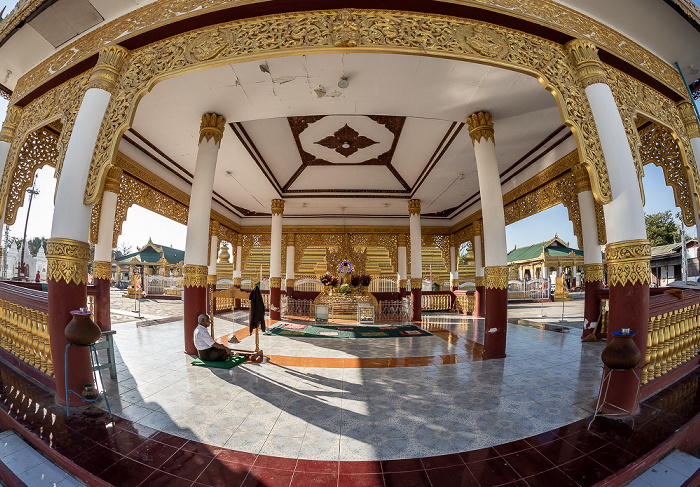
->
[
  {"left": 64, "top": 343, "right": 112, "bottom": 418},
  {"left": 588, "top": 366, "right": 641, "bottom": 430}
]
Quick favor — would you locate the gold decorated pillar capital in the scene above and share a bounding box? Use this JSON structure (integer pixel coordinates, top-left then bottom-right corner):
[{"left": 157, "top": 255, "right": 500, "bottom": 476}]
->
[
  {"left": 271, "top": 199, "right": 285, "bottom": 216},
  {"left": 183, "top": 264, "right": 208, "bottom": 287},
  {"left": 572, "top": 164, "right": 592, "bottom": 193},
  {"left": 270, "top": 277, "right": 282, "bottom": 289},
  {"left": 398, "top": 278, "right": 407, "bottom": 289},
  {"left": 199, "top": 113, "right": 226, "bottom": 145},
  {"left": 605, "top": 239, "right": 651, "bottom": 286},
  {"left": 467, "top": 111, "right": 494, "bottom": 146},
  {"left": 0, "top": 106, "right": 22, "bottom": 143},
  {"left": 397, "top": 233, "right": 407, "bottom": 247},
  {"left": 450, "top": 279, "right": 459, "bottom": 289},
  {"left": 233, "top": 277, "right": 242, "bottom": 287},
  {"left": 583, "top": 263, "right": 604, "bottom": 283},
  {"left": 410, "top": 277, "right": 423, "bottom": 289},
  {"left": 47, "top": 238, "right": 91, "bottom": 285},
  {"left": 484, "top": 266, "right": 509, "bottom": 290},
  {"left": 677, "top": 101, "right": 700, "bottom": 139},
  {"left": 103, "top": 165, "right": 123, "bottom": 194},
  {"left": 474, "top": 276, "right": 485, "bottom": 288},
  {"left": 92, "top": 261, "right": 112, "bottom": 281},
  {"left": 207, "top": 274, "right": 217, "bottom": 285},
  {"left": 286, "top": 233, "right": 295, "bottom": 246},
  {"left": 473, "top": 220, "right": 483, "bottom": 236},
  {"left": 87, "top": 45, "right": 129, "bottom": 93},
  {"left": 408, "top": 199, "right": 421, "bottom": 215},
  {"left": 565, "top": 39, "right": 607, "bottom": 88},
  {"left": 210, "top": 220, "right": 220, "bottom": 236}
]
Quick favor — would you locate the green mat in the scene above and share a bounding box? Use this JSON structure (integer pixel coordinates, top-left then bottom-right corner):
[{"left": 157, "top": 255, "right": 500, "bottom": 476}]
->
[
  {"left": 264, "top": 323, "right": 432, "bottom": 338},
  {"left": 191, "top": 354, "right": 247, "bottom": 369}
]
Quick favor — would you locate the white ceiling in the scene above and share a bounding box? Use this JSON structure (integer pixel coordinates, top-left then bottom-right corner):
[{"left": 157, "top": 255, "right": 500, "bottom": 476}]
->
[{"left": 131, "top": 52, "right": 565, "bottom": 226}]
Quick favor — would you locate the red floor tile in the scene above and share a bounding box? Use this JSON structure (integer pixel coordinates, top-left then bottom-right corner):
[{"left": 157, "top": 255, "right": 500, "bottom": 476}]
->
[
  {"left": 71, "top": 443, "right": 124, "bottom": 476},
  {"left": 181, "top": 439, "right": 223, "bottom": 457},
  {"left": 100, "top": 456, "right": 157, "bottom": 487},
  {"left": 195, "top": 457, "right": 252, "bottom": 487},
  {"left": 502, "top": 449, "right": 555, "bottom": 478},
  {"left": 295, "top": 459, "right": 339, "bottom": 474},
  {"left": 425, "top": 465, "right": 478, "bottom": 486},
  {"left": 290, "top": 470, "right": 338, "bottom": 486},
  {"left": 254, "top": 454, "right": 298, "bottom": 470},
  {"left": 139, "top": 471, "right": 195, "bottom": 487},
  {"left": 587, "top": 443, "right": 639, "bottom": 473},
  {"left": 127, "top": 438, "right": 179, "bottom": 468},
  {"left": 557, "top": 455, "right": 614, "bottom": 487},
  {"left": 381, "top": 458, "right": 424, "bottom": 472},
  {"left": 523, "top": 467, "right": 580, "bottom": 487},
  {"left": 242, "top": 466, "right": 295, "bottom": 487},
  {"left": 215, "top": 449, "right": 258, "bottom": 468},
  {"left": 151, "top": 430, "right": 189, "bottom": 448},
  {"left": 494, "top": 439, "right": 532, "bottom": 456},
  {"left": 559, "top": 430, "right": 609, "bottom": 453},
  {"left": 100, "top": 427, "right": 144, "bottom": 455},
  {"left": 459, "top": 447, "right": 502, "bottom": 464},
  {"left": 383, "top": 470, "right": 432, "bottom": 487},
  {"left": 420, "top": 452, "right": 465, "bottom": 469},
  {"left": 466, "top": 457, "right": 521, "bottom": 487},
  {"left": 339, "top": 460, "right": 383, "bottom": 474},
  {"left": 337, "top": 473, "right": 385, "bottom": 487},
  {"left": 534, "top": 438, "right": 585, "bottom": 466},
  {"left": 159, "top": 448, "right": 215, "bottom": 481}
]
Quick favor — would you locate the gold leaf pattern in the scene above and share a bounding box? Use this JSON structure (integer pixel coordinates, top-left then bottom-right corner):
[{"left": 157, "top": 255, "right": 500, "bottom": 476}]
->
[
  {"left": 583, "top": 263, "right": 604, "bottom": 283},
  {"left": 92, "top": 261, "right": 112, "bottom": 280},
  {"left": 484, "top": 266, "right": 509, "bottom": 290},
  {"left": 183, "top": 264, "right": 208, "bottom": 287},
  {"left": 606, "top": 239, "right": 651, "bottom": 287},
  {"left": 46, "top": 238, "right": 90, "bottom": 285}
]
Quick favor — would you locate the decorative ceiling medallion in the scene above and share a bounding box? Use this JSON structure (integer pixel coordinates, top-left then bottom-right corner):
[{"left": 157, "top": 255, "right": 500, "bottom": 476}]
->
[{"left": 315, "top": 124, "right": 378, "bottom": 157}]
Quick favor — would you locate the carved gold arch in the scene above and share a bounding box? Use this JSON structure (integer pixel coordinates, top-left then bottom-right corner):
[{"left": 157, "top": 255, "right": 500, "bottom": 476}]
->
[
  {"left": 241, "top": 234, "right": 271, "bottom": 272},
  {"left": 606, "top": 65, "right": 700, "bottom": 226},
  {"left": 638, "top": 122, "right": 695, "bottom": 225},
  {"left": 82, "top": 9, "right": 611, "bottom": 208},
  {"left": 421, "top": 234, "right": 451, "bottom": 272},
  {"left": 293, "top": 232, "right": 399, "bottom": 274},
  {"left": 3, "top": 124, "right": 59, "bottom": 225},
  {"left": 0, "top": 72, "right": 88, "bottom": 221}
]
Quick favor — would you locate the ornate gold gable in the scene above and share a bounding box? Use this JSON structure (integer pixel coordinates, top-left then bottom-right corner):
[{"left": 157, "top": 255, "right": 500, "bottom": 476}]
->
[{"left": 325, "top": 234, "right": 368, "bottom": 275}]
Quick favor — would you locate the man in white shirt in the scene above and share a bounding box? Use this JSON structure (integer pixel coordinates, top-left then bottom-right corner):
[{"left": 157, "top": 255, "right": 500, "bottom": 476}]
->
[{"left": 194, "top": 314, "right": 236, "bottom": 361}]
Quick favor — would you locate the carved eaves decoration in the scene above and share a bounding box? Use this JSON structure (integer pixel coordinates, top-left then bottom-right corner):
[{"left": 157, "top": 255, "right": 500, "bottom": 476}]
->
[
  {"left": 605, "top": 65, "right": 700, "bottom": 226},
  {"left": 81, "top": 10, "right": 611, "bottom": 208},
  {"left": 638, "top": 122, "right": 694, "bottom": 225},
  {"left": 0, "top": 73, "right": 88, "bottom": 220},
  {"left": 3, "top": 126, "right": 59, "bottom": 225}
]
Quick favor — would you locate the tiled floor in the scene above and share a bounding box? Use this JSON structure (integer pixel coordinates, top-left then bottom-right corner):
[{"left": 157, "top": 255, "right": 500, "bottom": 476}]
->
[{"left": 0, "top": 307, "right": 698, "bottom": 487}]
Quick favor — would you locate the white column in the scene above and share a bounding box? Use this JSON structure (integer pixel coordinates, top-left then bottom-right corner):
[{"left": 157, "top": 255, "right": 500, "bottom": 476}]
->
[
  {"left": 285, "top": 243, "right": 295, "bottom": 284},
  {"left": 473, "top": 235, "right": 484, "bottom": 279},
  {"left": 469, "top": 112, "right": 507, "bottom": 266},
  {"left": 408, "top": 200, "right": 422, "bottom": 281},
  {"left": 208, "top": 233, "right": 218, "bottom": 276},
  {"left": 184, "top": 114, "right": 225, "bottom": 266},
  {"left": 677, "top": 101, "right": 700, "bottom": 230},
  {"left": 578, "top": 190, "right": 602, "bottom": 266},
  {"left": 398, "top": 246, "right": 407, "bottom": 281},
  {"left": 234, "top": 241, "right": 242, "bottom": 280},
  {"left": 0, "top": 106, "right": 21, "bottom": 177},
  {"left": 270, "top": 200, "right": 284, "bottom": 280},
  {"left": 93, "top": 167, "right": 122, "bottom": 262},
  {"left": 449, "top": 245, "right": 458, "bottom": 282}
]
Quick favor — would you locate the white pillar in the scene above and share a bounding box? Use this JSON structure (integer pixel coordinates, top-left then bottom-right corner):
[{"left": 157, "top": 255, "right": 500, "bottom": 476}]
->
[
  {"left": 208, "top": 233, "right": 218, "bottom": 276},
  {"left": 184, "top": 114, "right": 225, "bottom": 266},
  {"left": 578, "top": 191, "right": 602, "bottom": 267},
  {"left": 449, "top": 245, "right": 458, "bottom": 281},
  {"left": 270, "top": 200, "right": 284, "bottom": 280},
  {"left": 408, "top": 200, "right": 422, "bottom": 282},
  {"left": 469, "top": 112, "right": 507, "bottom": 267},
  {"left": 0, "top": 106, "right": 21, "bottom": 177},
  {"left": 473, "top": 235, "right": 484, "bottom": 278},
  {"left": 677, "top": 101, "right": 700, "bottom": 230},
  {"left": 234, "top": 241, "right": 243, "bottom": 279},
  {"left": 285, "top": 240, "right": 295, "bottom": 287},
  {"left": 93, "top": 167, "right": 122, "bottom": 262}
]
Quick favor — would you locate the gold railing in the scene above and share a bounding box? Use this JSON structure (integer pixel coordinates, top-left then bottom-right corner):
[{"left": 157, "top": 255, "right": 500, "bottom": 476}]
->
[
  {"left": 421, "top": 293, "right": 452, "bottom": 311},
  {"left": 454, "top": 293, "right": 474, "bottom": 314},
  {"left": 0, "top": 298, "right": 53, "bottom": 377},
  {"left": 214, "top": 292, "right": 269, "bottom": 311},
  {"left": 599, "top": 299, "right": 609, "bottom": 335},
  {"left": 643, "top": 302, "right": 700, "bottom": 385}
]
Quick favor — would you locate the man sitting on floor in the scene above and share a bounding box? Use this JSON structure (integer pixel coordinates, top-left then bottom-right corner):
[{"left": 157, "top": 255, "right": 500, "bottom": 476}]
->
[{"left": 194, "top": 314, "right": 238, "bottom": 361}]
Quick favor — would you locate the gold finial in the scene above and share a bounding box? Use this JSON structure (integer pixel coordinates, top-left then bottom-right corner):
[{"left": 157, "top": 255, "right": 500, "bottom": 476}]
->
[
  {"left": 397, "top": 233, "right": 407, "bottom": 246},
  {"left": 199, "top": 113, "right": 226, "bottom": 144},
  {"left": 572, "top": 164, "right": 592, "bottom": 192},
  {"left": 565, "top": 39, "right": 607, "bottom": 88},
  {"left": 466, "top": 111, "right": 494, "bottom": 146},
  {"left": 408, "top": 199, "right": 421, "bottom": 215},
  {"left": 87, "top": 45, "right": 129, "bottom": 93},
  {"left": 0, "top": 106, "right": 22, "bottom": 143},
  {"left": 271, "top": 199, "right": 285, "bottom": 216},
  {"left": 677, "top": 101, "right": 700, "bottom": 139},
  {"left": 103, "top": 165, "right": 123, "bottom": 194}
]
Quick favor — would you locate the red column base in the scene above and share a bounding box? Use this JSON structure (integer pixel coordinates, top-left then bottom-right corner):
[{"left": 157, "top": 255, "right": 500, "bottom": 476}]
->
[
  {"left": 48, "top": 279, "right": 91, "bottom": 407},
  {"left": 581, "top": 280, "right": 603, "bottom": 339},
  {"left": 399, "top": 286, "right": 407, "bottom": 298},
  {"left": 482, "top": 287, "right": 507, "bottom": 359},
  {"left": 411, "top": 288, "right": 421, "bottom": 321},
  {"left": 270, "top": 286, "right": 281, "bottom": 320},
  {"left": 474, "top": 285, "right": 485, "bottom": 318},
  {"left": 184, "top": 285, "right": 207, "bottom": 354},
  {"left": 94, "top": 278, "right": 111, "bottom": 331}
]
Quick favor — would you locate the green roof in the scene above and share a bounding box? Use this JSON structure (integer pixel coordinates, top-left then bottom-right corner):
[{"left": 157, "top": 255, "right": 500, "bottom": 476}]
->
[
  {"left": 115, "top": 241, "right": 184, "bottom": 265},
  {"left": 507, "top": 236, "right": 582, "bottom": 263}
]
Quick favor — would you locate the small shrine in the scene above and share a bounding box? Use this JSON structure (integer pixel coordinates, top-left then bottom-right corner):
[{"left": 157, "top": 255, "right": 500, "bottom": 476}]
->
[{"left": 314, "top": 235, "right": 380, "bottom": 322}]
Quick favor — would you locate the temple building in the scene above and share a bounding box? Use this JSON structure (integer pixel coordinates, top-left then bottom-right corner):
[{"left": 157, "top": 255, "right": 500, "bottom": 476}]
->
[
  {"left": 0, "top": 1, "right": 699, "bottom": 485},
  {"left": 507, "top": 235, "right": 586, "bottom": 283},
  {"left": 113, "top": 238, "right": 184, "bottom": 283}
]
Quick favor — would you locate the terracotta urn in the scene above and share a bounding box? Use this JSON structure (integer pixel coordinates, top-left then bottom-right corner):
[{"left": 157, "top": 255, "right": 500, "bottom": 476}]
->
[
  {"left": 82, "top": 384, "right": 99, "bottom": 400},
  {"left": 601, "top": 330, "right": 642, "bottom": 370},
  {"left": 64, "top": 310, "right": 102, "bottom": 346}
]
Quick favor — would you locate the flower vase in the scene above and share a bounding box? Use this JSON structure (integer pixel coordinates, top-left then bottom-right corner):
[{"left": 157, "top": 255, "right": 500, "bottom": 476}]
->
[
  {"left": 64, "top": 310, "right": 102, "bottom": 346},
  {"left": 601, "top": 330, "right": 641, "bottom": 370}
]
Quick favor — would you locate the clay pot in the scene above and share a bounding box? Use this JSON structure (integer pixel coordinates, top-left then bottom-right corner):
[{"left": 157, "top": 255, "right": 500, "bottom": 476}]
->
[
  {"left": 64, "top": 310, "right": 101, "bottom": 345},
  {"left": 82, "top": 384, "right": 99, "bottom": 401},
  {"left": 601, "top": 330, "right": 642, "bottom": 370}
]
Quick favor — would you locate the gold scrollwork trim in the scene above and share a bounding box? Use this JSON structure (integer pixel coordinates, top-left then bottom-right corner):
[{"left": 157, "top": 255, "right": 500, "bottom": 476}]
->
[
  {"left": 271, "top": 199, "right": 285, "bottom": 216},
  {"left": 484, "top": 266, "right": 509, "bottom": 290},
  {"left": 410, "top": 277, "right": 423, "bottom": 289},
  {"left": 0, "top": 106, "right": 22, "bottom": 143},
  {"left": 183, "top": 264, "right": 208, "bottom": 287},
  {"left": 583, "top": 263, "right": 604, "bottom": 283},
  {"left": 474, "top": 276, "right": 485, "bottom": 287},
  {"left": 677, "top": 101, "right": 700, "bottom": 139},
  {"left": 269, "top": 277, "right": 282, "bottom": 289},
  {"left": 233, "top": 277, "right": 242, "bottom": 287},
  {"left": 92, "top": 261, "right": 112, "bottom": 280},
  {"left": 467, "top": 111, "right": 494, "bottom": 146},
  {"left": 450, "top": 279, "right": 459, "bottom": 288},
  {"left": 398, "top": 279, "right": 407, "bottom": 289},
  {"left": 207, "top": 274, "right": 217, "bottom": 285},
  {"left": 572, "top": 164, "right": 592, "bottom": 193},
  {"left": 87, "top": 46, "right": 129, "bottom": 93},
  {"left": 199, "top": 113, "right": 225, "bottom": 144},
  {"left": 408, "top": 199, "right": 421, "bottom": 215},
  {"left": 103, "top": 165, "right": 123, "bottom": 194},
  {"left": 46, "top": 238, "right": 91, "bottom": 285},
  {"left": 565, "top": 40, "right": 607, "bottom": 88},
  {"left": 605, "top": 239, "right": 651, "bottom": 287}
]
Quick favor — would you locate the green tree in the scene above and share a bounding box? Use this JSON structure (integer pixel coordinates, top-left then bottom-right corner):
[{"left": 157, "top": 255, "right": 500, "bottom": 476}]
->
[
  {"left": 645, "top": 210, "right": 679, "bottom": 246},
  {"left": 27, "top": 237, "right": 47, "bottom": 257}
]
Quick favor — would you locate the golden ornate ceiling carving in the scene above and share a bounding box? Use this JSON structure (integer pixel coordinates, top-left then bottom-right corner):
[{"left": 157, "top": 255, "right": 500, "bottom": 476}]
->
[{"left": 80, "top": 10, "right": 611, "bottom": 207}]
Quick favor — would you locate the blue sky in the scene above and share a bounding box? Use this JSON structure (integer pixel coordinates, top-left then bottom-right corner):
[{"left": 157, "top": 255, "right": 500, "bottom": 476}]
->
[{"left": 0, "top": 0, "right": 697, "bottom": 252}]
